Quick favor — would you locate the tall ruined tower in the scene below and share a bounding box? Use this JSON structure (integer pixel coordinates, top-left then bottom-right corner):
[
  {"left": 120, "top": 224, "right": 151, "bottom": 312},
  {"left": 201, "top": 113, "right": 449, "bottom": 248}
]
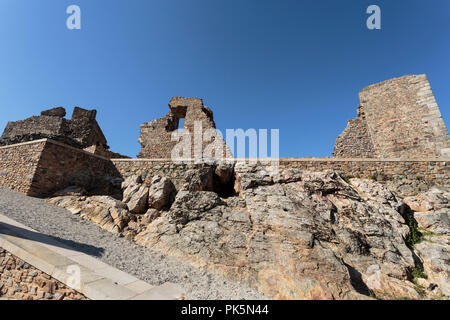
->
[{"left": 334, "top": 74, "right": 450, "bottom": 159}]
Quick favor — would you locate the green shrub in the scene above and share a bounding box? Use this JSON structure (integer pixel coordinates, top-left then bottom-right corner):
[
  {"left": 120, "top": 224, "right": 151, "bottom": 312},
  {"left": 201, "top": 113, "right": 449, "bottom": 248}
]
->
[{"left": 404, "top": 212, "right": 424, "bottom": 248}]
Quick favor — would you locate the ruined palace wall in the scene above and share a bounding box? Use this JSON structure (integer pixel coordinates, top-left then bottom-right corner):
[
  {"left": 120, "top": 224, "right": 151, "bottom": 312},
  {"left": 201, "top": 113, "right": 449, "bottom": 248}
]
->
[
  {"left": 359, "top": 75, "right": 450, "bottom": 158},
  {"left": 334, "top": 75, "right": 450, "bottom": 159},
  {"left": 333, "top": 118, "right": 375, "bottom": 158},
  {"left": 0, "top": 140, "right": 46, "bottom": 194}
]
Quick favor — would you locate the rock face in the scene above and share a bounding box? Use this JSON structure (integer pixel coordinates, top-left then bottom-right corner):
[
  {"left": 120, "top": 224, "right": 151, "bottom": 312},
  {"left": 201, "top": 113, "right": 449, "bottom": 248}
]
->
[
  {"left": 47, "top": 164, "right": 450, "bottom": 300},
  {"left": 148, "top": 176, "right": 176, "bottom": 210},
  {"left": 127, "top": 186, "right": 149, "bottom": 214},
  {"left": 403, "top": 188, "right": 450, "bottom": 297},
  {"left": 0, "top": 107, "right": 107, "bottom": 149},
  {"left": 404, "top": 188, "right": 450, "bottom": 235},
  {"left": 333, "top": 74, "right": 450, "bottom": 159},
  {"left": 134, "top": 166, "right": 424, "bottom": 299},
  {"left": 138, "top": 97, "right": 232, "bottom": 159}
]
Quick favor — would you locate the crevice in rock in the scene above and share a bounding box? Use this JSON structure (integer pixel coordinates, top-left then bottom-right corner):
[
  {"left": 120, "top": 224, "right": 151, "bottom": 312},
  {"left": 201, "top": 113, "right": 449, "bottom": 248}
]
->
[
  {"left": 213, "top": 171, "right": 237, "bottom": 198},
  {"left": 397, "top": 203, "right": 428, "bottom": 286},
  {"left": 343, "top": 262, "right": 375, "bottom": 297},
  {"left": 398, "top": 203, "right": 424, "bottom": 249}
]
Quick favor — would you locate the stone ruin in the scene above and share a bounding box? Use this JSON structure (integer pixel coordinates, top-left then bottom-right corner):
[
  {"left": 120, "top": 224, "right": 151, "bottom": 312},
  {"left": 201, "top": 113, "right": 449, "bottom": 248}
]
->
[
  {"left": 1, "top": 75, "right": 449, "bottom": 162},
  {"left": 334, "top": 74, "right": 450, "bottom": 159},
  {"left": 0, "top": 106, "right": 127, "bottom": 159},
  {"left": 138, "top": 97, "right": 232, "bottom": 159}
]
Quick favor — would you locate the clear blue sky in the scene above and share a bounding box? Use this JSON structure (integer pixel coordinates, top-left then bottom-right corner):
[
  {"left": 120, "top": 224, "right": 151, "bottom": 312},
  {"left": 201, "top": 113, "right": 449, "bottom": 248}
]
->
[{"left": 0, "top": 0, "right": 449, "bottom": 157}]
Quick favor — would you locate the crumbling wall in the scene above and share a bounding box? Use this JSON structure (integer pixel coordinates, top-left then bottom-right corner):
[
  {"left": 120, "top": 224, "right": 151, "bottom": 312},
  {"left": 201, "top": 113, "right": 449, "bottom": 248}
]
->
[
  {"left": 138, "top": 97, "right": 232, "bottom": 159},
  {"left": 30, "top": 140, "right": 122, "bottom": 197},
  {"left": 334, "top": 105, "right": 375, "bottom": 158},
  {"left": 0, "top": 106, "right": 127, "bottom": 159},
  {"left": 334, "top": 75, "right": 450, "bottom": 159},
  {"left": 0, "top": 106, "right": 107, "bottom": 149}
]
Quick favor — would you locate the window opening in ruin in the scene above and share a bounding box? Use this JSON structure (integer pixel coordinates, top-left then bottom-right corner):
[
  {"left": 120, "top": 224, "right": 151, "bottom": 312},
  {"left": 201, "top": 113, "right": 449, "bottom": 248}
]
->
[{"left": 178, "top": 118, "right": 185, "bottom": 132}]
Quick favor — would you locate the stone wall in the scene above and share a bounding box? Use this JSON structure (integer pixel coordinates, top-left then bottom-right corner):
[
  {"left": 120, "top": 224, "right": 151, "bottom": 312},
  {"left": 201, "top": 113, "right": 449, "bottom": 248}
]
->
[
  {"left": 0, "top": 140, "right": 45, "bottom": 194},
  {"left": 30, "top": 140, "right": 121, "bottom": 197},
  {"left": 277, "top": 158, "right": 448, "bottom": 196},
  {"left": 334, "top": 75, "right": 450, "bottom": 159},
  {"left": 1, "top": 139, "right": 448, "bottom": 198},
  {"left": 0, "top": 247, "right": 87, "bottom": 300},
  {"left": 0, "top": 139, "right": 121, "bottom": 197},
  {"left": 113, "top": 158, "right": 449, "bottom": 197},
  {"left": 138, "top": 97, "right": 232, "bottom": 159}
]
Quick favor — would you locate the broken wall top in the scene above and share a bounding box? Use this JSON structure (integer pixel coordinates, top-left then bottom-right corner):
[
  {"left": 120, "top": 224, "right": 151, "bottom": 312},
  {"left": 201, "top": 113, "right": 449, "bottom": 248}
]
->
[
  {"left": 0, "top": 106, "right": 108, "bottom": 150},
  {"left": 334, "top": 74, "right": 450, "bottom": 159},
  {"left": 138, "top": 96, "right": 231, "bottom": 159}
]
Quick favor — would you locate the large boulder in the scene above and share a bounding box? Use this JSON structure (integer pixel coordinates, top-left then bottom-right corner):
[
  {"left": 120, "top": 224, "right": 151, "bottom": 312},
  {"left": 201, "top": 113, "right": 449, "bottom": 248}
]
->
[
  {"left": 47, "top": 195, "right": 132, "bottom": 234},
  {"left": 404, "top": 187, "right": 450, "bottom": 235},
  {"left": 148, "top": 176, "right": 176, "bottom": 210},
  {"left": 127, "top": 186, "right": 149, "bottom": 214},
  {"left": 122, "top": 175, "right": 143, "bottom": 203},
  {"left": 122, "top": 175, "right": 142, "bottom": 190},
  {"left": 415, "top": 237, "right": 450, "bottom": 297},
  {"left": 182, "top": 166, "right": 215, "bottom": 192}
]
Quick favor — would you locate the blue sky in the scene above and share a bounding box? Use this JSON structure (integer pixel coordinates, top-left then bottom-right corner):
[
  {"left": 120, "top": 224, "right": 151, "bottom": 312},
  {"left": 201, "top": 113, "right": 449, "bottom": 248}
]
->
[{"left": 0, "top": 0, "right": 449, "bottom": 157}]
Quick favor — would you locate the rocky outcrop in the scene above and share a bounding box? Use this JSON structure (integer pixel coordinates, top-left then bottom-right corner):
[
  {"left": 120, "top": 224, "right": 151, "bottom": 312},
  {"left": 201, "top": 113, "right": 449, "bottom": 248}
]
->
[
  {"left": 402, "top": 188, "right": 450, "bottom": 297},
  {"left": 134, "top": 166, "right": 428, "bottom": 300},
  {"left": 148, "top": 176, "right": 176, "bottom": 210},
  {"left": 47, "top": 164, "right": 450, "bottom": 300},
  {"left": 0, "top": 106, "right": 128, "bottom": 159},
  {"left": 404, "top": 188, "right": 450, "bottom": 235},
  {"left": 47, "top": 195, "right": 133, "bottom": 234},
  {"left": 127, "top": 186, "right": 149, "bottom": 214}
]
